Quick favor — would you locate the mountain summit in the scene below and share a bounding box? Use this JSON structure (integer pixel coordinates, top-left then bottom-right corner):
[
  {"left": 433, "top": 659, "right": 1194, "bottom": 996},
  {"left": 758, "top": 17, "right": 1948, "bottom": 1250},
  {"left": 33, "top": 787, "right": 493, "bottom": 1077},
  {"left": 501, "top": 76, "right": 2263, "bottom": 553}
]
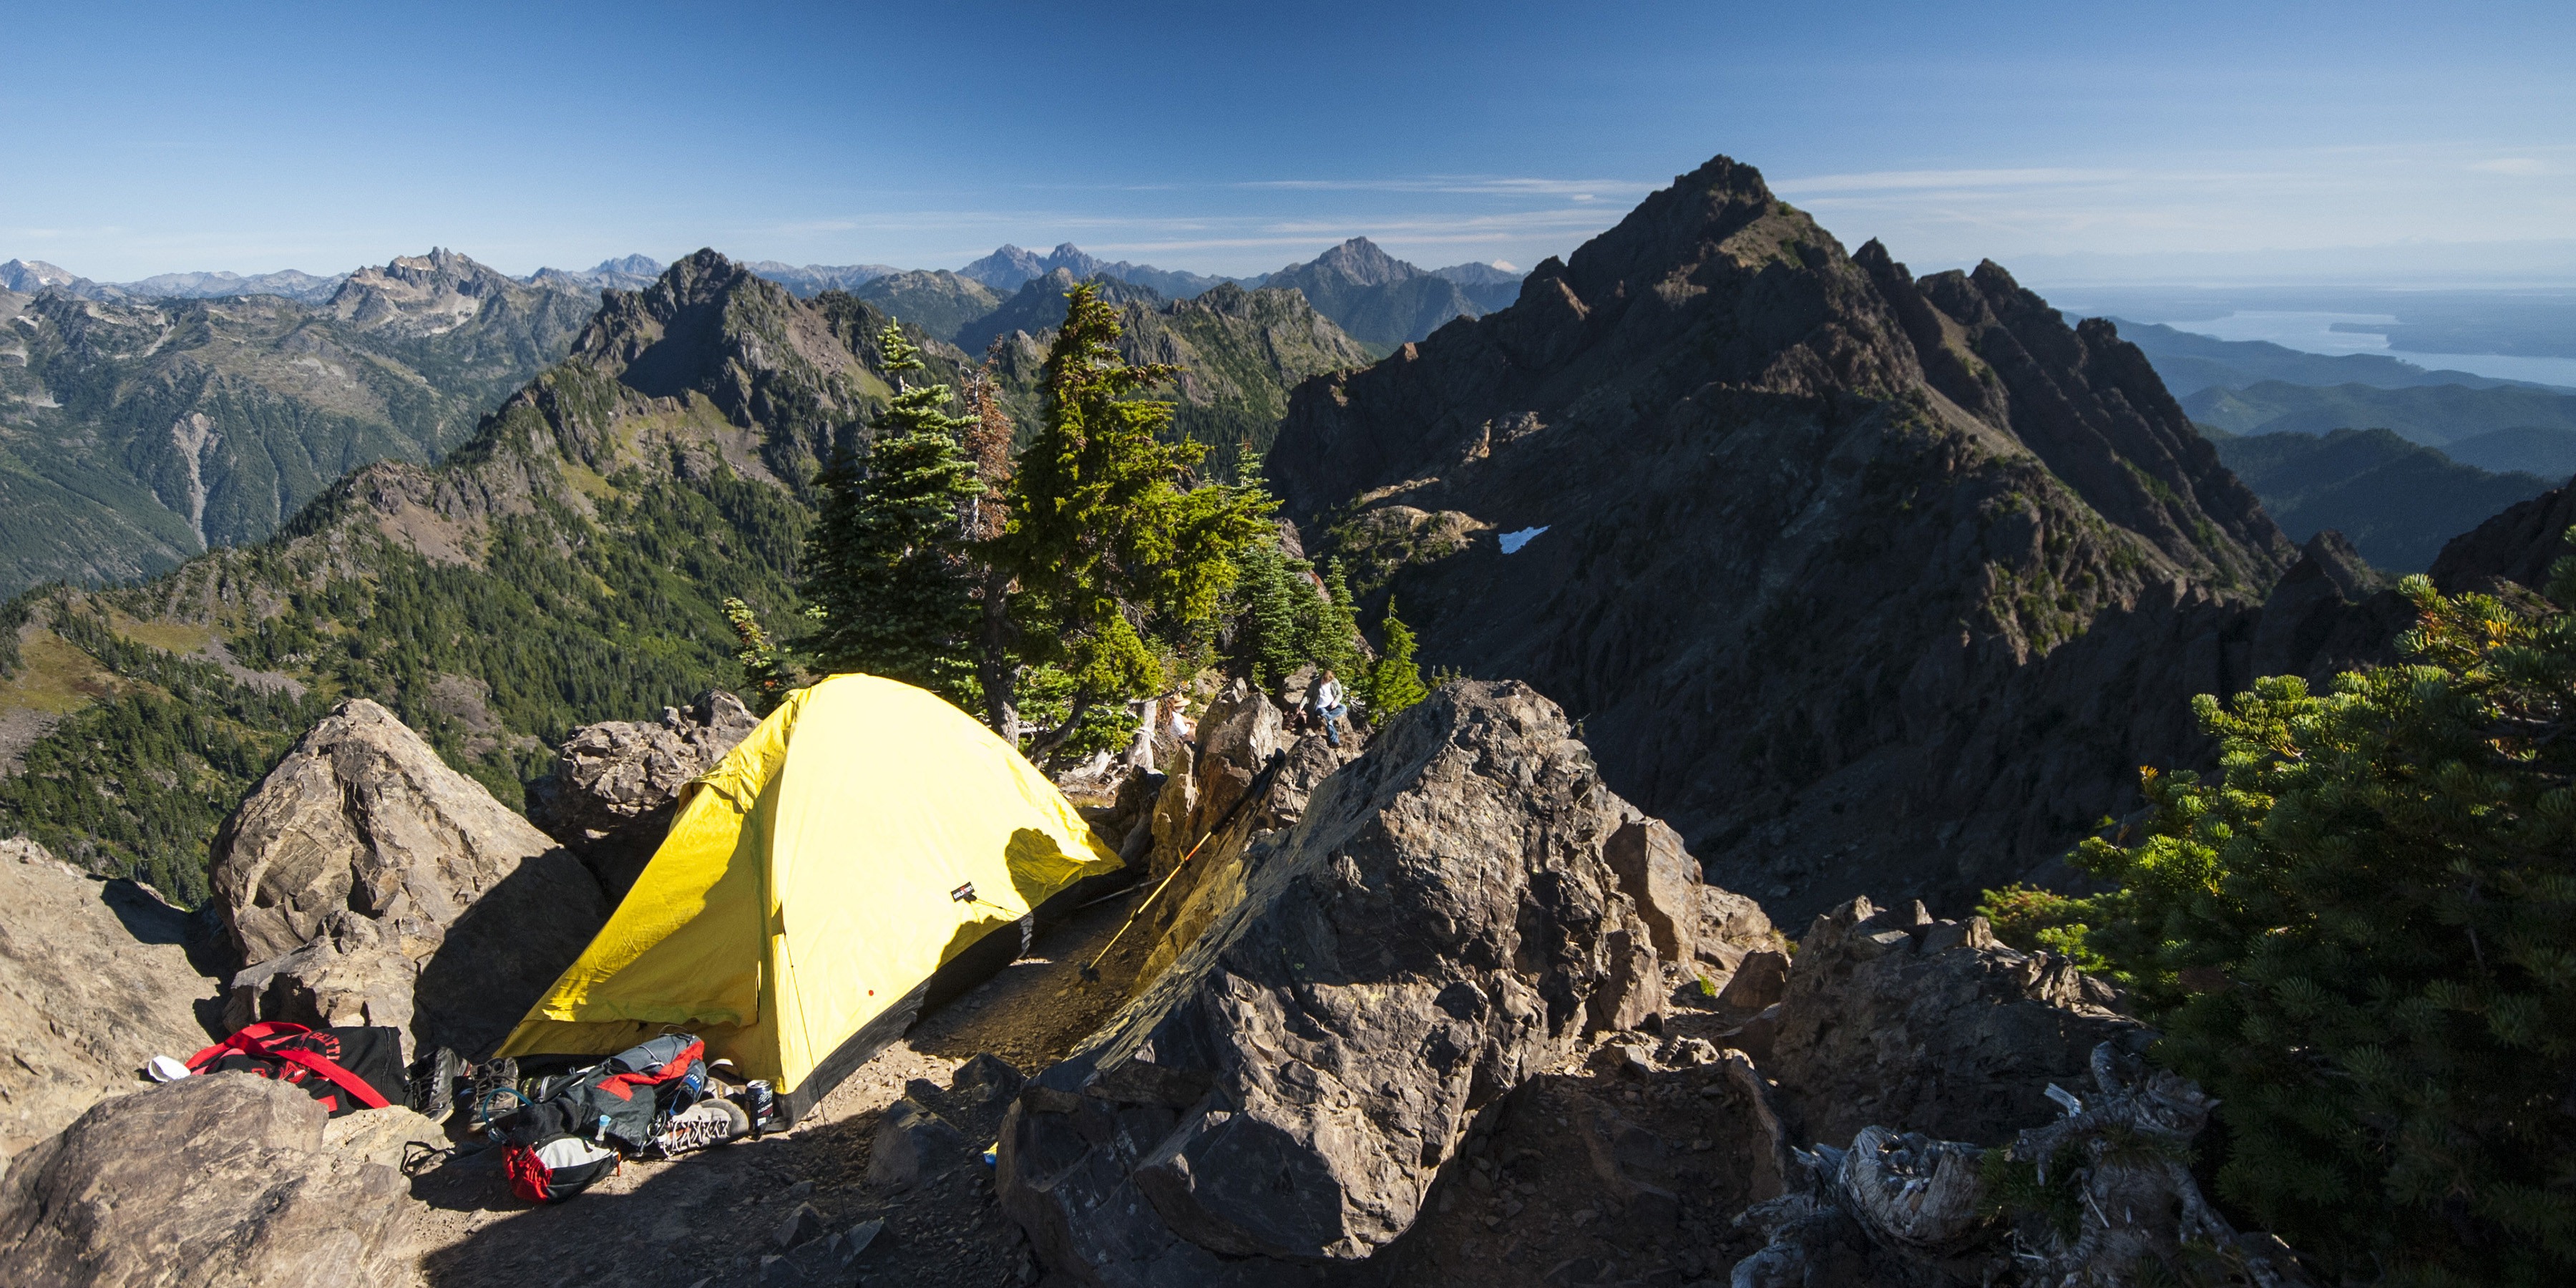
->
[
  {"left": 1269, "top": 154, "right": 2293, "bottom": 914},
  {"left": 1262, "top": 237, "right": 1488, "bottom": 351}
]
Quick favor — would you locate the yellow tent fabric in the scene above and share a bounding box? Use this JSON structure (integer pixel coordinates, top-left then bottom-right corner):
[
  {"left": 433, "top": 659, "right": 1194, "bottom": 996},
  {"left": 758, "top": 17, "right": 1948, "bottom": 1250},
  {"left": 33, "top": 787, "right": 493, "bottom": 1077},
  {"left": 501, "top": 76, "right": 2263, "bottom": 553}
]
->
[{"left": 497, "top": 674, "right": 1121, "bottom": 1111}]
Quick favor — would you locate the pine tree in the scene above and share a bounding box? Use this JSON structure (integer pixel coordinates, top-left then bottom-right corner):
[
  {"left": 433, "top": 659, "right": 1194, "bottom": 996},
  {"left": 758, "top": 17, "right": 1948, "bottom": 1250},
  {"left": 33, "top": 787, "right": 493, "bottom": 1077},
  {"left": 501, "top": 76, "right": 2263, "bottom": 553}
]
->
[
  {"left": 723, "top": 597, "right": 796, "bottom": 715},
  {"left": 1360, "top": 598, "right": 1428, "bottom": 719},
  {"left": 1307, "top": 558, "right": 1365, "bottom": 681},
  {"left": 2066, "top": 547, "right": 2576, "bottom": 1286},
  {"left": 986, "top": 283, "right": 1274, "bottom": 758},
  {"left": 802, "top": 323, "right": 984, "bottom": 705}
]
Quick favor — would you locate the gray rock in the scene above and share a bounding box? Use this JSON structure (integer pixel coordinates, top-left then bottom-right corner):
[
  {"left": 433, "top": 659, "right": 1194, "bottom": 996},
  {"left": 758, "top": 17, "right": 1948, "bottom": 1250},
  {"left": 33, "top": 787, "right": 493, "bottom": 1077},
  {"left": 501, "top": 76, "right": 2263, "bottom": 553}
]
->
[
  {"left": 527, "top": 691, "right": 758, "bottom": 904},
  {"left": 998, "top": 680, "right": 1672, "bottom": 1287},
  {"left": 210, "top": 698, "right": 607, "bottom": 1058},
  {"left": 774, "top": 1201, "right": 826, "bottom": 1249},
  {"left": 1713, "top": 950, "right": 1788, "bottom": 1014},
  {"left": 0, "top": 838, "right": 218, "bottom": 1157},
  {"left": 1604, "top": 817, "right": 1699, "bottom": 962},
  {"left": 1766, "top": 895, "right": 2144, "bottom": 1146},
  {"left": 866, "top": 1098, "right": 970, "bottom": 1190},
  {"left": 0, "top": 1072, "right": 412, "bottom": 1286}
]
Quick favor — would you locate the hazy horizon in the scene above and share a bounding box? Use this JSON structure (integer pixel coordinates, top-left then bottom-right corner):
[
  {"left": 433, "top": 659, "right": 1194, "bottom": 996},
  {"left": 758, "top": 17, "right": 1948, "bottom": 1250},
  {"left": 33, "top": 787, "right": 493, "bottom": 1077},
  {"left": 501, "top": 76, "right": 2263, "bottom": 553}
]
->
[{"left": 5, "top": 1, "right": 2569, "bottom": 289}]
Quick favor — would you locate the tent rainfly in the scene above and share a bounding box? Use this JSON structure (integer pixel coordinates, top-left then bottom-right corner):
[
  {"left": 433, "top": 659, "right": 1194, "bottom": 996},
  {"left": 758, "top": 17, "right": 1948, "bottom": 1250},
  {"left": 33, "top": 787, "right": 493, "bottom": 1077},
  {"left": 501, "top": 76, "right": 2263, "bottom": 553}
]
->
[{"left": 497, "top": 674, "right": 1123, "bottom": 1123}]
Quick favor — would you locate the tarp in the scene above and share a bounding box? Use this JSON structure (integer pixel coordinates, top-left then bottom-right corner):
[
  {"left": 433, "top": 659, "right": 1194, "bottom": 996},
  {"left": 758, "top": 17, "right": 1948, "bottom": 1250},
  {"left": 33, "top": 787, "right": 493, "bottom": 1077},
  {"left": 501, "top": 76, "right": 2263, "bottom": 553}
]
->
[{"left": 497, "top": 673, "right": 1121, "bottom": 1118}]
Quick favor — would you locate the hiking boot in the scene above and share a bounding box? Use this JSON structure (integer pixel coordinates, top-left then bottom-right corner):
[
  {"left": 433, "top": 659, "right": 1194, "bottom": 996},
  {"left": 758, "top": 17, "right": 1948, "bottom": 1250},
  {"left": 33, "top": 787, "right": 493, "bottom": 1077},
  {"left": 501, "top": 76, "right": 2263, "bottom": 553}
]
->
[
  {"left": 653, "top": 1096, "right": 751, "bottom": 1156},
  {"left": 465, "top": 1056, "right": 520, "bottom": 1128},
  {"left": 406, "top": 1046, "right": 465, "bottom": 1123}
]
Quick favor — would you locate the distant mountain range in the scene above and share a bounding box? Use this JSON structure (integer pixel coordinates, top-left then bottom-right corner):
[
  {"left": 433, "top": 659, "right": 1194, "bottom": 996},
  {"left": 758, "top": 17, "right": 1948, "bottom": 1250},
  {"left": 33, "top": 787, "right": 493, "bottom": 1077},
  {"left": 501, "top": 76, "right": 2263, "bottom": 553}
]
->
[
  {"left": 957, "top": 243, "right": 1239, "bottom": 299},
  {"left": 2208, "top": 426, "right": 2557, "bottom": 572},
  {"left": 0, "top": 250, "right": 594, "bottom": 592},
  {"left": 2183, "top": 379, "right": 2576, "bottom": 449},
  {"left": 2107, "top": 318, "right": 2558, "bottom": 398}
]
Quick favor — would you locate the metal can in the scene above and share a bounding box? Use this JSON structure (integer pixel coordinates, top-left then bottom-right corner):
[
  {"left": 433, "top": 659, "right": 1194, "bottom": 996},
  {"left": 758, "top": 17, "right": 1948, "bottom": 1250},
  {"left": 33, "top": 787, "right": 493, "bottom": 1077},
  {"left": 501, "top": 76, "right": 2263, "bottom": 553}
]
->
[{"left": 743, "top": 1079, "right": 774, "bottom": 1132}]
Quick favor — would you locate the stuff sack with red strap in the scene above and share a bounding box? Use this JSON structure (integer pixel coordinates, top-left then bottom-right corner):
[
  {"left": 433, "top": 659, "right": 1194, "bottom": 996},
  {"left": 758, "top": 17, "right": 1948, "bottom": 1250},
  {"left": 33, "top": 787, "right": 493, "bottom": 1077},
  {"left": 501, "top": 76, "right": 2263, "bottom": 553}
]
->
[
  {"left": 185, "top": 1022, "right": 407, "bottom": 1118},
  {"left": 504, "top": 1033, "right": 708, "bottom": 1152},
  {"left": 502, "top": 1133, "right": 620, "bottom": 1203}
]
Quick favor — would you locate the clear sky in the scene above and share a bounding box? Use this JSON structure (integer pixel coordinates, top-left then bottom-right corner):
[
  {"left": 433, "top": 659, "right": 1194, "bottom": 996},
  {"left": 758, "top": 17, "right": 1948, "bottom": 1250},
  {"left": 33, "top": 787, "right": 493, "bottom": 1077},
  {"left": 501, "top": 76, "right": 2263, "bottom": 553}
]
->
[{"left": 6, "top": 0, "right": 2570, "bottom": 286}]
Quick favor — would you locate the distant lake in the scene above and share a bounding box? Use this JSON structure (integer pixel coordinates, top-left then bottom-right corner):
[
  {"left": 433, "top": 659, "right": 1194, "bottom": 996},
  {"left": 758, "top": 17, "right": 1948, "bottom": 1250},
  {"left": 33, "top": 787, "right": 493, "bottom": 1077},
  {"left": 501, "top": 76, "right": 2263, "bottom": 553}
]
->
[{"left": 2161, "top": 311, "right": 2576, "bottom": 390}]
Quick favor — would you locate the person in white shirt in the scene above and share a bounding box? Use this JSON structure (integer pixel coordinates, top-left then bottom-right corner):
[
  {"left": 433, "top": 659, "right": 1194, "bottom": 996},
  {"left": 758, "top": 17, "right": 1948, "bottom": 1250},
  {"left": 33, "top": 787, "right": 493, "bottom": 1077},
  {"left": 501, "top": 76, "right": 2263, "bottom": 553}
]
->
[{"left": 1310, "top": 669, "right": 1347, "bottom": 748}]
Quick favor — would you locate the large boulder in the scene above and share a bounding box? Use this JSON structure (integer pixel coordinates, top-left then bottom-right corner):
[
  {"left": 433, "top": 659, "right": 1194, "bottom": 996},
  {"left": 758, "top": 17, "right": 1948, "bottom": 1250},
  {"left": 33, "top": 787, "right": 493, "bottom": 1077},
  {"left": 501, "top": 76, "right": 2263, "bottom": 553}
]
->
[
  {"left": 1765, "top": 894, "right": 2144, "bottom": 1147},
  {"left": 525, "top": 690, "right": 758, "bottom": 903},
  {"left": 211, "top": 698, "right": 605, "bottom": 1058},
  {"left": 997, "top": 680, "right": 1677, "bottom": 1287},
  {"left": 0, "top": 838, "right": 219, "bottom": 1157},
  {"left": 0, "top": 1072, "right": 415, "bottom": 1287}
]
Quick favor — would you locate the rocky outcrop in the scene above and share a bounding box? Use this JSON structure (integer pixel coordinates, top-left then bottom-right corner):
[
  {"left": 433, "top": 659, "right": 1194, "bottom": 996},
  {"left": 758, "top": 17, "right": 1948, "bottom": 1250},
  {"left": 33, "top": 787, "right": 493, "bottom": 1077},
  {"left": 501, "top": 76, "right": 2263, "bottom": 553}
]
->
[
  {"left": 211, "top": 698, "right": 605, "bottom": 1058},
  {"left": 0, "top": 838, "right": 218, "bottom": 1157},
  {"left": 1766, "top": 895, "right": 2143, "bottom": 1147},
  {"left": 997, "top": 680, "right": 1682, "bottom": 1287},
  {"left": 0, "top": 1073, "right": 414, "bottom": 1287},
  {"left": 1267, "top": 153, "right": 2296, "bottom": 918},
  {"left": 2249, "top": 530, "right": 2412, "bottom": 682},
  {"left": 2431, "top": 473, "right": 2576, "bottom": 596},
  {"left": 526, "top": 690, "right": 759, "bottom": 903}
]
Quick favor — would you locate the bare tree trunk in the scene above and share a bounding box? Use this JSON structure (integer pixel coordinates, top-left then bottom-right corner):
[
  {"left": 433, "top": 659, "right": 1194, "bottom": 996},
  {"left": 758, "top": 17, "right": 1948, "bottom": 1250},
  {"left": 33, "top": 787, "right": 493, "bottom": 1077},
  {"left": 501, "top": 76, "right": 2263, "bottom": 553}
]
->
[
  {"left": 980, "top": 566, "right": 1020, "bottom": 744},
  {"left": 1024, "top": 691, "right": 1096, "bottom": 765}
]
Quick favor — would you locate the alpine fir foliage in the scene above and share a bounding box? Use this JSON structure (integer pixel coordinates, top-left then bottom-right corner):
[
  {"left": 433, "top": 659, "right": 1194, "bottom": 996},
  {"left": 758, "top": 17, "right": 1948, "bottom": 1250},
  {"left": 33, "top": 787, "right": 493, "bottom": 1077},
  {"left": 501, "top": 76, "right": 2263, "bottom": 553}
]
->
[
  {"left": 2067, "top": 545, "right": 2576, "bottom": 1287},
  {"left": 800, "top": 323, "right": 985, "bottom": 703}
]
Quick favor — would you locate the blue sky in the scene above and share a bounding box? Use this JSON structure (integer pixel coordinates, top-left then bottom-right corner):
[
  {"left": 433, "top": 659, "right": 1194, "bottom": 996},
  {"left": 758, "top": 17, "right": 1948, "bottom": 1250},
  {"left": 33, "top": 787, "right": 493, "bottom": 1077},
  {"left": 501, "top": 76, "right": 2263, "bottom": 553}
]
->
[{"left": 6, "top": 1, "right": 2571, "bottom": 285}]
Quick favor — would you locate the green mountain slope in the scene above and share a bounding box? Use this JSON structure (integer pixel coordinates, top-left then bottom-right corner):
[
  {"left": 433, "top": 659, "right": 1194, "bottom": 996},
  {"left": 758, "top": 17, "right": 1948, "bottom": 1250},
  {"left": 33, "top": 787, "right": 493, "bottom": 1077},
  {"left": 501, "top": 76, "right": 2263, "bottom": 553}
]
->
[
  {"left": 2182, "top": 380, "right": 2576, "bottom": 452},
  {"left": 852, "top": 270, "right": 1003, "bottom": 343},
  {"left": 0, "top": 250, "right": 962, "bottom": 900},
  {"left": 2447, "top": 426, "right": 2576, "bottom": 479},
  {"left": 2211, "top": 426, "right": 2553, "bottom": 571},
  {"left": 978, "top": 280, "right": 1371, "bottom": 474},
  {"left": 0, "top": 250, "right": 595, "bottom": 594},
  {"left": 0, "top": 250, "right": 1355, "bottom": 902}
]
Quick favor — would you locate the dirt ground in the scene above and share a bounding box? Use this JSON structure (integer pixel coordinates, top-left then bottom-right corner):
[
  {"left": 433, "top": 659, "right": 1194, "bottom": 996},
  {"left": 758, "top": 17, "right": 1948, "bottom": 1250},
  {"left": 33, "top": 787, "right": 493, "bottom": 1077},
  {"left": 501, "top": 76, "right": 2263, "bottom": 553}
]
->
[{"left": 404, "top": 887, "right": 1164, "bottom": 1287}]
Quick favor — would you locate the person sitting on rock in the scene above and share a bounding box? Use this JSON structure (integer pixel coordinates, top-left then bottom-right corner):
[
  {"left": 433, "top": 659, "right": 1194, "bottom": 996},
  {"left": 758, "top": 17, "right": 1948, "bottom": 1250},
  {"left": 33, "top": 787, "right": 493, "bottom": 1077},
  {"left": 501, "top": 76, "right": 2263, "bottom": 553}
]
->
[{"left": 1310, "top": 668, "right": 1348, "bottom": 748}]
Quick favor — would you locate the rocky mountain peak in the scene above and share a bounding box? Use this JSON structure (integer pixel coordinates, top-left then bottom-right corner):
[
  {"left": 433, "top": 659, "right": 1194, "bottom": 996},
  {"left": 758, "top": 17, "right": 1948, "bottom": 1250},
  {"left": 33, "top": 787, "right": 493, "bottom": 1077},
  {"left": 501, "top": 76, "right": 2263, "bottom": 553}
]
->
[
  {"left": 1304, "top": 235, "right": 1418, "bottom": 286},
  {"left": 0, "top": 259, "right": 84, "bottom": 293},
  {"left": 326, "top": 247, "right": 530, "bottom": 333},
  {"left": 1267, "top": 150, "right": 2293, "bottom": 915},
  {"left": 593, "top": 253, "right": 663, "bottom": 276}
]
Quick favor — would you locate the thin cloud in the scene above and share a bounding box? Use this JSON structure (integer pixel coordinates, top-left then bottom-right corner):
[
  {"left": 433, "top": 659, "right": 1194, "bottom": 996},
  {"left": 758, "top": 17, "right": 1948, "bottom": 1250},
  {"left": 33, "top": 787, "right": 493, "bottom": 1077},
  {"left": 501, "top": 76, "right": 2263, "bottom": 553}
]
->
[{"left": 2469, "top": 157, "right": 2552, "bottom": 175}]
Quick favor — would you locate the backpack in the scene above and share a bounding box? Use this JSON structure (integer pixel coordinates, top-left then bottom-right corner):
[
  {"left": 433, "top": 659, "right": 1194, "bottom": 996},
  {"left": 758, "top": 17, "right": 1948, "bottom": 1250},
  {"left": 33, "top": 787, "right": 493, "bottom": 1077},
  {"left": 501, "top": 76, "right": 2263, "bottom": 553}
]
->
[
  {"left": 502, "top": 1033, "right": 708, "bottom": 1153},
  {"left": 502, "top": 1133, "right": 620, "bottom": 1204},
  {"left": 185, "top": 1022, "right": 408, "bottom": 1118}
]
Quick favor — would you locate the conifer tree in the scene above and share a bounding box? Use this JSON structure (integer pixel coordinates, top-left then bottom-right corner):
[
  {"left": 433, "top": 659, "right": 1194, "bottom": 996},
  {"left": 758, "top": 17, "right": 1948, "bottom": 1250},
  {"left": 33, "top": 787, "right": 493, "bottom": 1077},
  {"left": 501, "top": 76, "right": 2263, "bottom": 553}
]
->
[
  {"left": 1306, "top": 558, "right": 1365, "bottom": 681},
  {"left": 986, "top": 283, "right": 1273, "bottom": 758},
  {"left": 2067, "top": 547, "right": 2576, "bottom": 1285},
  {"left": 723, "top": 597, "right": 797, "bottom": 715},
  {"left": 802, "top": 323, "right": 984, "bottom": 704},
  {"left": 1360, "top": 598, "right": 1428, "bottom": 718}
]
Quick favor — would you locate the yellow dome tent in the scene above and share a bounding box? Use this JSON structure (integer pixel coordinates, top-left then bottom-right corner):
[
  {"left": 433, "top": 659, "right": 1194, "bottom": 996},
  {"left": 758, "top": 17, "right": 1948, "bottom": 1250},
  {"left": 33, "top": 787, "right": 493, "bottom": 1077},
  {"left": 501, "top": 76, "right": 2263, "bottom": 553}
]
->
[{"left": 497, "top": 674, "right": 1123, "bottom": 1122}]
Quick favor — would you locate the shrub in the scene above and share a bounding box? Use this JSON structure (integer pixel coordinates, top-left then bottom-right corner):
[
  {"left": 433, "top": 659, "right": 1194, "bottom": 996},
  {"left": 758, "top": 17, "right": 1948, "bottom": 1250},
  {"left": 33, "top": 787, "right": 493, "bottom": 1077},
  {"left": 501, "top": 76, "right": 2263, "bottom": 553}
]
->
[{"left": 2068, "top": 553, "right": 2576, "bottom": 1286}]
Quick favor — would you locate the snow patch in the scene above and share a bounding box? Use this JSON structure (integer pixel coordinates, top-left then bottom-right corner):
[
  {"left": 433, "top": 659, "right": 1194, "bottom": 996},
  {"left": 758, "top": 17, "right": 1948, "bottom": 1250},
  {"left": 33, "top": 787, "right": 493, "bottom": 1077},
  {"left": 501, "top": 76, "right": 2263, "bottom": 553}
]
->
[{"left": 1499, "top": 526, "right": 1548, "bottom": 554}]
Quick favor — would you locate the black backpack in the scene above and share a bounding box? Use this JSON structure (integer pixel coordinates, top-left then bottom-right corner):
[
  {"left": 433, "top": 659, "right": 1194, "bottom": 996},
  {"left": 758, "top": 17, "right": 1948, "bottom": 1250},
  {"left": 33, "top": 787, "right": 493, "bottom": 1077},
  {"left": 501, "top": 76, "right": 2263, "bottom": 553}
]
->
[{"left": 185, "top": 1022, "right": 408, "bottom": 1118}]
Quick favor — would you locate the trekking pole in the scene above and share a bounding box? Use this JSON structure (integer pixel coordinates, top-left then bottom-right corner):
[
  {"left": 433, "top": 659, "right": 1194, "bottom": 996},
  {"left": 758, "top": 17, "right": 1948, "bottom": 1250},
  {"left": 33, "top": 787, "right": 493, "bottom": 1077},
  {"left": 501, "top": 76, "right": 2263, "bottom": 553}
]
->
[{"left": 1079, "top": 749, "right": 1288, "bottom": 982}]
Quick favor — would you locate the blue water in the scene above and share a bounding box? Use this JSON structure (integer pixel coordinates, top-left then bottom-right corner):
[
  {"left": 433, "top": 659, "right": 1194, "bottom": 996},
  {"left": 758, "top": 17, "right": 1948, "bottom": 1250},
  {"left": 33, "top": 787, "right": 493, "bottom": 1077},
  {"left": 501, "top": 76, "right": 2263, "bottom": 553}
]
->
[{"left": 2163, "top": 311, "right": 2576, "bottom": 390}]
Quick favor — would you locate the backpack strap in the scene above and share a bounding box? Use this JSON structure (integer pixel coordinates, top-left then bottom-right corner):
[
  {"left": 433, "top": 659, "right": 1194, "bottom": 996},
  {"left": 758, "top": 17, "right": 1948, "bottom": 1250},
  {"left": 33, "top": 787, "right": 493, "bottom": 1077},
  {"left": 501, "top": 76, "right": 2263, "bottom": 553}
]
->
[{"left": 185, "top": 1023, "right": 392, "bottom": 1111}]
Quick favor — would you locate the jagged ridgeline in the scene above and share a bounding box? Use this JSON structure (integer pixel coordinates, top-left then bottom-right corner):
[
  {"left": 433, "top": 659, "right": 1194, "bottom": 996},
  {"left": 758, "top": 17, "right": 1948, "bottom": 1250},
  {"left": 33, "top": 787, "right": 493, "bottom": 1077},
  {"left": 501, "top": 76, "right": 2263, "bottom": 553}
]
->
[
  {"left": 1269, "top": 155, "right": 2296, "bottom": 917},
  {"left": 0, "top": 250, "right": 599, "bottom": 594},
  {"left": 977, "top": 276, "right": 1370, "bottom": 477},
  {"left": 0, "top": 250, "right": 1367, "bottom": 901}
]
